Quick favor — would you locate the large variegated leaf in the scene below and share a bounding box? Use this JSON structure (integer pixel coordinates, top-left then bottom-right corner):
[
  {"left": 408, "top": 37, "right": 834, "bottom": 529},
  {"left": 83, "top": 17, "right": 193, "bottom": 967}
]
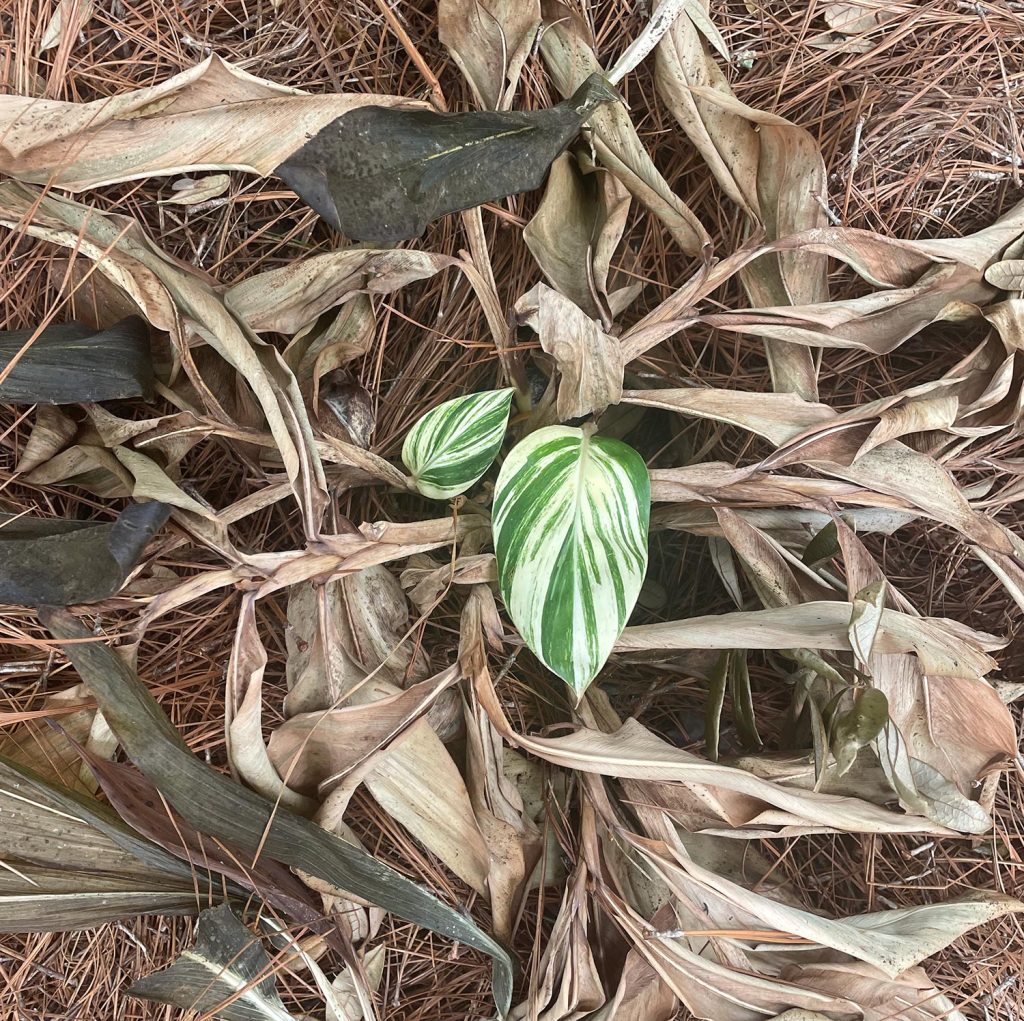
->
[
  {"left": 402, "top": 387, "right": 515, "bottom": 500},
  {"left": 493, "top": 424, "right": 650, "bottom": 700}
]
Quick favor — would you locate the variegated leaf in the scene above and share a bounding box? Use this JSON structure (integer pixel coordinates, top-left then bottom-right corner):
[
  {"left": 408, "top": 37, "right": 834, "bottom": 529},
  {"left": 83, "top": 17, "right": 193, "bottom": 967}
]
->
[
  {"left": 493, "top": 424, "right": 650, "bottom": 700},
  {"left": 402, "top": 387, "right": 516, "bottom": 500}
]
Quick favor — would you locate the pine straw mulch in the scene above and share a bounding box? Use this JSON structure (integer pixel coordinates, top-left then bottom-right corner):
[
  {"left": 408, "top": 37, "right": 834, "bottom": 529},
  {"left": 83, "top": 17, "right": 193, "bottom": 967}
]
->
[{"left": 0, "top": 0, "right": 1023, "bottom": 1018}]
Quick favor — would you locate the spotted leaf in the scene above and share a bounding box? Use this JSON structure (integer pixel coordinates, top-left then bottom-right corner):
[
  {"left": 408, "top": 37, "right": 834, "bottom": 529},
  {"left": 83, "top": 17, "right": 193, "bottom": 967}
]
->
[
  {"left": 403, "top": 387, "right": 516, "bottom": 500},
  {"left": 493, "top": 424, "right": 650, "bottom": 700}
]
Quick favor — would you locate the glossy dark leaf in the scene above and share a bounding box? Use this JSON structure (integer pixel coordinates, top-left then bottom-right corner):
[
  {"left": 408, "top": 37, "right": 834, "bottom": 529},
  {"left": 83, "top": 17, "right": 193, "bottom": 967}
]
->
[
  {"left": 0, "top": 316, "right": 153, "bottom": 404},
  {"left": 275, "top": 73, "right": 618, "bottom": 242},
  {"left": 40, "top": 608, "right": 515, "bottom": 1018},
  {"left": 131, "top": 903, "right": 295, "bottom": 1021},
  {"left": 0, "top": 501, "right": 170, "bottom": 606},
  {"left": 0, "top": 752, "right": 222, "bottom": 931}
]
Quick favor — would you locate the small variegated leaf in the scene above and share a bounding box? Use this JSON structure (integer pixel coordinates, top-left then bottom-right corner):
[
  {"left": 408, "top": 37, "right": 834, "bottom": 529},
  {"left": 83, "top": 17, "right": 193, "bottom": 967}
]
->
[
  {"left": 493, "top": 424, "right": 650, "bottom": 700},
  {"left": 402, "top": 387, "right": 515, "bottom": 500}
]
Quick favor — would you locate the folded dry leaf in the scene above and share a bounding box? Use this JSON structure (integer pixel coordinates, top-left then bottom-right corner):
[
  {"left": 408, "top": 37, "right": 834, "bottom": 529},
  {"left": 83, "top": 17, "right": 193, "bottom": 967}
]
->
[{"left": 0, "top": 55, "right": 420, "bottom": 189}]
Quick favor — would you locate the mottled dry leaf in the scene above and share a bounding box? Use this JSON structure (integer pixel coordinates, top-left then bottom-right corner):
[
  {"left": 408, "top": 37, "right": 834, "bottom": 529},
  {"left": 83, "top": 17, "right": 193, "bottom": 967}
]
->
[
  {"left": 130, "top": 904, "right": 295, "bottom": 1021},
  {"left": 0, "top": 316, "right": 152, "bottom": 404},
  {"left": 275, "top": 74, "right": 617, "bottom": 242},
  {"left": 0, "top": 502, "right": 169, "bottom": 607},
  {"left": 0, "top": 55, "right": 419, "bottom": 189},
  {"left": 439, "top": 0, "right": 540, "bottom": 110}
]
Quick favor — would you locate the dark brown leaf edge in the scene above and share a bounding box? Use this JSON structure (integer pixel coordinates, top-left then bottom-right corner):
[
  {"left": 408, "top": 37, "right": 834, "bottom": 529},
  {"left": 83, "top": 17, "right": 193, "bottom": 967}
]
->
[
  {"left": 130, "top": 903, "right": 294, "bottom": 1021},
  {"left": 39, "top": 607, "right": 515, "bottom": 1018},
  {"left": 0, "top": 501, "right": 170, "bottom": 606},
  {"left": 0, "top": 751, "right": 236, "bottom": 932},
  {"left": 0, "top": 316, "right": 154, "bottom": 404},
  {"left": 275, "top": 72, "right": 619, "bottom": 242}
]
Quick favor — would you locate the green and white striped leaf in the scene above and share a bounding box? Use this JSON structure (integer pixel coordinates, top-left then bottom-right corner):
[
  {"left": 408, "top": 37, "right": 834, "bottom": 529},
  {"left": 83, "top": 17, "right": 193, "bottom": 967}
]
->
[
  {"left": 493, "top": 424, "right": 650, "bottom": 700},
  {"left": 402, "top": 387, "right": 516, "bottom": 500}
]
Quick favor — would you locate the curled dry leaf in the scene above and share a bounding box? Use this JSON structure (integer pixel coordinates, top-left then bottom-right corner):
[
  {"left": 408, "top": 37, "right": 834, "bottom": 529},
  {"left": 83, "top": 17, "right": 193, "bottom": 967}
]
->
[
  {"left": 524, "top": 152, "right": 641, "bottom": 323},
  {"left": 539, "top": 0, "right": 709, "bottom": 255},
  {"left": 655, "top": 0, "right": 826, "bottom": 398},
  {"left": 0, "top": 501, "right": 169, "bottom": 606},
  {"left": 226, "top": 249, "right": 458, "bottom": 335},
  {"left": 275, "top": 74, "right": 619, "bottom": 242},
  {"left": 38, "top": 0, "right": 94, "bottom": 53},
  {"left": 0, "top": 55, "right": 420, "bottom": 189},
  {"left": 281, "top": 572, "right": 491, "bottom": 895},
  {"left": 0, "top": 316, "right": 152, "bottom": 404},
  {"left": 159, "top": 173, "right": 231, "bottom": 206},
  {"left": 516, "top": 283, "right": 624, "bottom": 418},
  {"left": 439, "top": 0, "right": 541, "bottom": 110}
]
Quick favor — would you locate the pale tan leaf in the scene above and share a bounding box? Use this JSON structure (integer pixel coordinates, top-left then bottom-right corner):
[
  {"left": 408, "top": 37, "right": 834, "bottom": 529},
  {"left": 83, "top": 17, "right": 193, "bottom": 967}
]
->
[
  {"left": 509, "top": 864, "right": 605, "bottom": 1021},
  {"left": 0, "top": 685, "right": 94, "bottom": 792},
  {"left": 622, "top": 387, "right": 833, "bottom": 446},
  {"left": 159, "top": 174, "right": 231, "bottom": 206},
  {"left": 519, "top": 283, "right": 624, "bottom": 418},
  {"left": 15, "top": 404, "right": 76, "bottom": 473},
  {"left": 650, "top": 828, "right": 1023, "bottom": 976},
  {"left": 616, "top": 600, "right": 1001, "bottom": 679},
  {"left": 112, "top": 446, "right": 218, "bottom": 519},
  {"left": 779, "top": 960, "right": 971, "bottom": 1021},
  {"left": 985, "top": 258, "right": 1024, "bottom": 291},
  {"left": 539, "top": 1, "right": 709, "bottom": 255},
  {"left": 328, "top": 945, "right": 386, "bottom": 1021},
  {"left": 474, "top": 673, "right": 956, "bottom": 835},
  {"left": 267, "top": 670, "right": 458, "bottom": 795},
  {"left": 226, "top": 249, "right": 458, "bottom": 335},
  {"left": 38, "top": 0, "right": 93, "bottom": 52},
  {"left": 655, "top": 6, "right": 825, "bottom": 398},
  {"left": 0, "top": 55, "right": 420, "bottom": 189},
  {"left": 848, "top": 579, "right": 886, "bottom": 666},
  {"left": 226, "top": 596, "right": 316, "bottom": 815},
  {"left": 439, "top": 0, "right": 540, "bottom": 110},
  {"left": 807, "top": 2, "right": 904, "bottom": 52},
  {"left": 460, "top": 587, "right": 544, "bottom": 940},
  {"left": 588, "top": 946, "right": 678, "bottom": 1021}
]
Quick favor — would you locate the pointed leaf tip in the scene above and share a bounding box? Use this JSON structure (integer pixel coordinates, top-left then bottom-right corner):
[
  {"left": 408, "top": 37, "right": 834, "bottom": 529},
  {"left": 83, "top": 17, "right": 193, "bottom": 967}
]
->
[{"left": 493, "top": 425, "right": 650, "bottom": 700}]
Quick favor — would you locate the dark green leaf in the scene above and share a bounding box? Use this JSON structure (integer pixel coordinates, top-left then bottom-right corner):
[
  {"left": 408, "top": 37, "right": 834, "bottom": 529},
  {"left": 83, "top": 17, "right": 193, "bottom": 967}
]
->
[
  {"left": 131, "top": 903, "right": 295, "bottom": 1021},
  {"left": 0, "top": 501, "right": 170, "bottom": 606},
  {"left": 0, "top": 316, "right": 153, "bottom": 404},
  {"left": 0, "top": 752, "right": 221, "bottom": 931},
  {"left": 40, "top": 608, "right": 515, "bottom": 1017},
  {"left": 831, "top": 688, "right": 890, "bottom": 777},
  {"left": 275, "top": 74, "right": 618, "bottom": 242},
  {"left": 802, "top": 520, "right": 839, "bottom": 566}
]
